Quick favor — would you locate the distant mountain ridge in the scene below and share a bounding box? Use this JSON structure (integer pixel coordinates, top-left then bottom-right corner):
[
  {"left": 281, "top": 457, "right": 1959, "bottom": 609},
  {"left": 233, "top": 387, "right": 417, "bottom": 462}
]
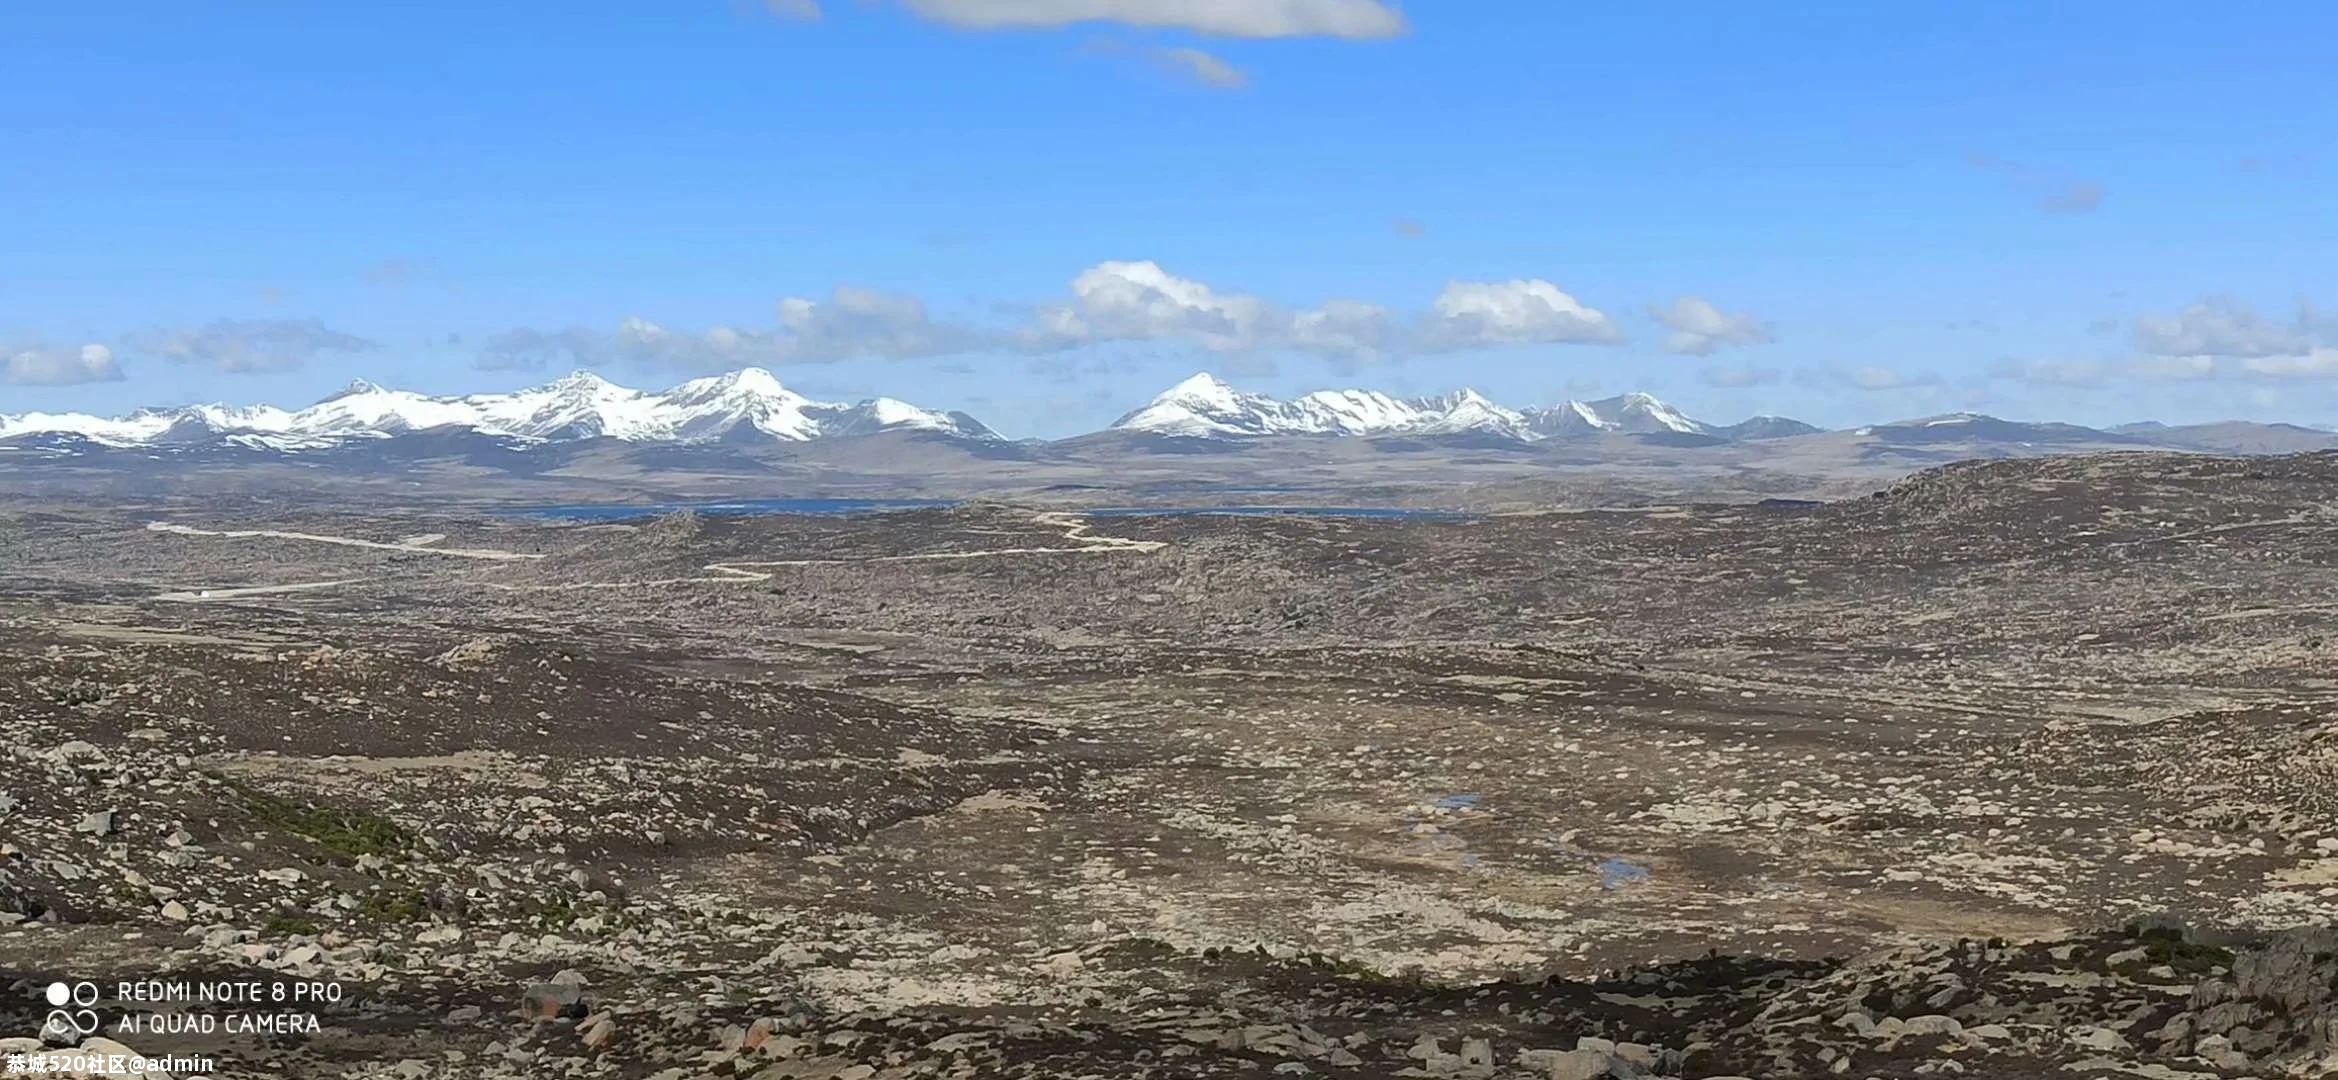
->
[
  {"left": 0, "top": 369, "right": 1000, "bottom": 448},
  {"left": 4, "top": 368, "right": 2331, "bottom": 464},
  {"left": 1110, "top": 372, "right": 1819, "bottom": 443}
]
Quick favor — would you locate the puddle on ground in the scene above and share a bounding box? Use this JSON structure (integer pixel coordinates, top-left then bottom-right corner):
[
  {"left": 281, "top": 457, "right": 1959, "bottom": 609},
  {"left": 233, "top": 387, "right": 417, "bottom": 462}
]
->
[{"left": 1597, "top": 857, "right": 1651, "bottom": 890}]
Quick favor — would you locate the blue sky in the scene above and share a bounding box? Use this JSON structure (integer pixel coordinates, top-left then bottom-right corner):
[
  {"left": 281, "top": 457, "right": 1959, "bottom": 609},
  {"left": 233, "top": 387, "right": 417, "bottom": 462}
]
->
[{"left": 4, "top": 1, "right": 2337, "bottom": 436}]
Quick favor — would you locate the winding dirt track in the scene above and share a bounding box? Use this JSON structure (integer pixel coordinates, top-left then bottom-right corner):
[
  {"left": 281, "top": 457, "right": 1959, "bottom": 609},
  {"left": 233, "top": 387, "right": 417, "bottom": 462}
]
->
[
  {"left": 145, "top": 522, "right": 545, "bottom": 561},
  {"left": 153, "top": 578, "right": 374, "bottom": 603},
  {"left": 145, "top": 512, "right": 1166, "bottom": 601}
]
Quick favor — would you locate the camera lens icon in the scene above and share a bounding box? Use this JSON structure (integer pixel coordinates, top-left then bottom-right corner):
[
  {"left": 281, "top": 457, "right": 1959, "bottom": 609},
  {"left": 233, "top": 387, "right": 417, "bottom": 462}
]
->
[
  {"left": 39, "top": 982, "right": 101, "bottom": 1040},
  {"left": 42, "top": 1008, "right": 99, "bottom": 1039},
  {"left": 44, "top": 982, "right": 98, "bottom": 1007}
]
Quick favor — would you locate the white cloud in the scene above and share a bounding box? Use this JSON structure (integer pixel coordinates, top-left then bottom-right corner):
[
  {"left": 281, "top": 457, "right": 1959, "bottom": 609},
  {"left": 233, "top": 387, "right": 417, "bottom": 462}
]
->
[
  {"left": 481, "top": 319, "right": 783, "bottom": 373},
  {"left": 2038, "top": 182, "right": 2105, "bottom": 215},
  {"left": 1990, "top": 358, "right": 2108, "bottom": 388},
  {"left": 1698, "top": 365, "right": 1780, "bottom": 389},
  {"left": 1019, "top": 261, "right": 1417, "bottom": 363},
  {"left": 1650, "top": 296, "right": 1774, "bottom": 356},
  {"left": 764, "top": 0, "right": 822, "bottom": 18},
  {"left": 363, "top": 257, "right": 428, "bottom": 288},
  {"left": 1968, "top": 154, "right": 2106, "bottom": 216},
  {"left": 2129, "top": 354, "right": 2218, "bottom": 381},
  {"left": 2134, "top": 297, "right": 2317, "bottom": 358},
  {"left": 1026, "top": 260, "right": 1288, "bottom": 353},
  {"left": 1289, "top": 298, "right": 1397, "bottom": 363},
  {"left": 2239, "top": 349, "right": 2338, "bottom": 378},
  {"left": 2134, "top": 349, "right": 2338, "bottom": 381},
  {"left": 1079, "top": 38, "right": 1250, "bottom": 89},
  {"left": 1152, "top": 47, "right": 1247, "bottom": 89},
  {"left": 128, "top": 319, "right": 375, "bottom": 374},
  {"left": 898, "top": 0, "right": 1405, "bottom": 38},
  {"left": 476, "top": 327, "right": 602, "bottom": 372},
  {"left": 1836, "top": 365, "right": 1942, "bottom": 391},
  {"left": 3, "top": 343, "right": 123, "bottom": 386},
  {"left": 610, "top": 318, "right": 782, "bottom": 372},
  {"left": 1419, "top": 279, "right": 1622, "bottom": 351},
  {"left": 480, "top": 262, "right": 1645, "bottom": 374},
  {"left": 776, "top": 285, "right": 978, "bottom": 361},
  {"left": 2120, "top": 296, "right": 2338, "bottom": 381},
  {"left": 477, "top": 287, "right": 979, "bottom": 373}
]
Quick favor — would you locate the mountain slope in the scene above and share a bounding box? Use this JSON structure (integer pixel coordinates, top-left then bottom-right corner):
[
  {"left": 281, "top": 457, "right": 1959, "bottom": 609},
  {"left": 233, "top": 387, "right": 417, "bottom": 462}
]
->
[
  {"left": 1113, "top": 373, "right": 1772, "bottom": 443},
  {"left": 1856, "top": 414, "right": 2146, "bottom": 447},
  {"left": 0, "top": 369, "right": 999, "bottom": 448},
  {"left": 1103, "top": 373, "right": 1536, "bottom": 438},
  {"left": 2108, "top": 420, "right": 2338, "bottom": 454},
  {"left": 1717, "top": 416, "right": 1824, "bottom": 441}
]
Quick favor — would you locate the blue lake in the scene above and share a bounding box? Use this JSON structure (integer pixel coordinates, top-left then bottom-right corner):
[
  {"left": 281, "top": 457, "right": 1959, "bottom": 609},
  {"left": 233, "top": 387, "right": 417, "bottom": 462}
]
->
[
  {"left": 1134, "top": 484, "right": 1322, "bottom": 495},
  {"left": 1086, "top": 506, "right": 1478, "bottom": 521},
  {"left": 512, "top": 499, "right": 1475, "bottom": 522},
  {"left": 516, "top": 498, "right": 957, "bottom": 521}
]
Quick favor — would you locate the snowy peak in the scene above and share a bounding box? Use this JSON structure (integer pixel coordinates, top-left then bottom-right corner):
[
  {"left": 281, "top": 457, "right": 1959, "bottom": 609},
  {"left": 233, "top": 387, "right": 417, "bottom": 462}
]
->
[
  {"left": 667, "top": 366, "right": 797, "bottom": 404},
  {"left": 809, "top": 397, "right": 1001, "bottom": 440},
  {"left": 322, "top": 378, "right": 385, "bottom": 400},
  {"left": 1400, "top": 389, "right": 1533, "bottom": 438},
  {"left": 1161, "top": 371, "right": 1241, "bottom": 405},
  {"left": 4, "top": 370, "right": 1817, "bottom": 452},
  {"left": 1112, "top": 372, "right": 1534, "bottom": 439},
  {"left": 0, "top": 369, "right": 1000, "bottom": 448},
  {"left": 1526, "top": 400, "right": 1611, "bottom": 437},
  {"left": 1113, "top": 375, "right": 1734, "bottom": 442},
  {"left": 1520, "top": 393, "right": 1710, "bottom": 437},
  {"left": 544, "top": 370, "right": 615, "bottom": 393},
  {"left": 654, "top": 368, "right": 820, "bottom": 440},
  {"left": 1582, "top": 392, "right": 1709, "bottom": 435},
  {"left": 1111, "top": 372, "right": 1295, "bottom": 437}
]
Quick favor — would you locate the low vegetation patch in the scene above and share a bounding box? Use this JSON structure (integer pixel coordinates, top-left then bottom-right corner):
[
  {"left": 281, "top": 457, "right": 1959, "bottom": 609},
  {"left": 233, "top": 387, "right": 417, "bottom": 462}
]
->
[
  {"left": 219, "top": 775, "right": 414, "bottom": 862},
  {"left": 356, "top": 887, "right": 431, "bottom": 924},
  {"left": 261, "top": 914, "right": 322, "bottom": 937}
]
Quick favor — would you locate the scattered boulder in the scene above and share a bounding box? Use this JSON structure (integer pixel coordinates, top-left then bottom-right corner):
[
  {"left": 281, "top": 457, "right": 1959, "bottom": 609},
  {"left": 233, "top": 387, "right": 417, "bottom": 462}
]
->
[{"left": 521, "top": 981, "right": 591, "bottom": 1021}]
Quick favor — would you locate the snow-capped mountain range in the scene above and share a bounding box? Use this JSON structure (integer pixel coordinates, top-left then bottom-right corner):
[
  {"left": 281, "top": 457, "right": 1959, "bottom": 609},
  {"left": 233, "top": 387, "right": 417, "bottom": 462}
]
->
[
  {"left": 0, "top": 369, "right": 999, "bottom": 449},
  {"left": 7, "top": 369, "right": 2329, "bottom": 466},
  {"left": 0, "top": 369, "right": 1818, "bottom": 452},
  {"left": 1110, "top": 373, "right": 1812, "bottom": 442}
]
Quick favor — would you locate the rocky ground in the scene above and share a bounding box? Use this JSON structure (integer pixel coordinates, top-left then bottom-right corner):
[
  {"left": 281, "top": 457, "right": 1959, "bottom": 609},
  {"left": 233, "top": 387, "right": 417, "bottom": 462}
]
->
[{"left": 3, "top": 450, "right": 2337, "bottom": 1078}]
